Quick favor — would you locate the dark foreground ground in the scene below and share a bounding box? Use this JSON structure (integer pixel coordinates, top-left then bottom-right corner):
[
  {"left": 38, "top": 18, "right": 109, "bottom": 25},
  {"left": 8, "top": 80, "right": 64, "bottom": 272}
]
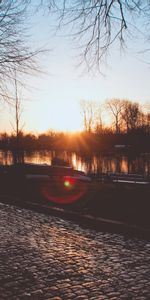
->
[
  {"left": 85, "top": 181, "right": 150, "bottom": 229},
  {"left": 0, "top": 176, "right": 150, "bottom": 230},
  {"left": 0, "top": 202, "right": 150, "bottom": 300}
]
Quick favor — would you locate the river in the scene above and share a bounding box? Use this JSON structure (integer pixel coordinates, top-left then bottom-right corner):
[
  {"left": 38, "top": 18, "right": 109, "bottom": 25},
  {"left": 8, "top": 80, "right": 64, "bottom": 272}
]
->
[{"left": 0, "top": 150, "right": 150, "bottom": 175}]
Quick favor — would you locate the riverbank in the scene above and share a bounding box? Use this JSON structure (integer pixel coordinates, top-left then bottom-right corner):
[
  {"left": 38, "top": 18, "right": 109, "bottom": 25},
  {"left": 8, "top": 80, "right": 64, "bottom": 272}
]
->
[
  {"left": 0, "top": 172, "right": 150, "bottom": 231},
  {"left": 85, "top": 181, "right": 150, "bottom": 229}
]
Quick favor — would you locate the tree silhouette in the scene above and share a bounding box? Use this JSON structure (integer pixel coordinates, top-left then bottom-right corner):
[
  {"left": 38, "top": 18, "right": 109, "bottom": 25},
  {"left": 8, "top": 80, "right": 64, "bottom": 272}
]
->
[
  {"left": 39, "top": 0, "right": 150, "bottom": 71},
  {"left": 0, "top": 1, "right": 43, "bottom": 101},
  {"left": 10, "top": 73, "right": 25, "bottom": 163},
  {"left": 80, "top": 100, "right": 96, "bottom": 132},
  {"left": 105, "top": 99, "right": 124, "bottom": 134},
  {"left": 121, "top": 101, "right": 142, "bottom": 132}
]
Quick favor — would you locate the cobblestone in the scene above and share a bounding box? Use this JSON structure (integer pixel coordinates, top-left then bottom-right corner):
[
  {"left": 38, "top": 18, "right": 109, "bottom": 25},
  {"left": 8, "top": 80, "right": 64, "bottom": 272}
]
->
[{"left": 0, "top": 202, "right": 150, "bottom": 299}]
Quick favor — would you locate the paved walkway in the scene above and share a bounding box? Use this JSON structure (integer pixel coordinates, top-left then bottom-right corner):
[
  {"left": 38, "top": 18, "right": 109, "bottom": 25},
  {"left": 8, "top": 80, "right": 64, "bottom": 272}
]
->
[{"left": 0, "top": 202, "right": 150, "bottom": 300}]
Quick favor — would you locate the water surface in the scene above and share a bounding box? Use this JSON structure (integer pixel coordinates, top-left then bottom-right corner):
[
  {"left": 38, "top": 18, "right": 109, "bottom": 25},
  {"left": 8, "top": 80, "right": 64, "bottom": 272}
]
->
[{"left": 0, "top": 150, "right": 150, "bottom": 175}]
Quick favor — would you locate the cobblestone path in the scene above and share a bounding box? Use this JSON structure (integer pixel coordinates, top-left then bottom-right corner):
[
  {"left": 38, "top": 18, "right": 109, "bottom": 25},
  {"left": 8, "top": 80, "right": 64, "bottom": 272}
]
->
[{"left": 0, "top": 202, "right": 150, "bottom": 300}]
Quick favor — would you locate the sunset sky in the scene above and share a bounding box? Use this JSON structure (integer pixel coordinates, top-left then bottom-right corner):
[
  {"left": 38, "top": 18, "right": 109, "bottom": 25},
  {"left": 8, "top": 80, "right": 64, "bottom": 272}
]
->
[{"left": 1, "top": 6, "right": 150, "bottom": 133}]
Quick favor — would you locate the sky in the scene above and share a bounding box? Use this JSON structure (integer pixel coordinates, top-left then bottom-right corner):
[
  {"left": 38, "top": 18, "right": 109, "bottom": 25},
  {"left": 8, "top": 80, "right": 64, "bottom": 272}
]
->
[{"left": 1, "top": 6, "right": 150, "bottom": 134}]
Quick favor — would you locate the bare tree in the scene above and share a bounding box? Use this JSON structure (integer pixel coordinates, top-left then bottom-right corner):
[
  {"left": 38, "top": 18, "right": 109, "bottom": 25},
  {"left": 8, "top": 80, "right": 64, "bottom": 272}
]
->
[
  {"left": 105, "top": 98, "right": 124, "bottom": 133},
  {"left": 121, "top": 100, "right": 142, "bottom": 132},
  {"left": 10, "top": 72, "right": 25, "bottom": 163},
  {"left": 94, "top": 103, "right": 104, "bottom": 133},
  {"left": 0, "top": 1, "right": 43, "bottom": 101},
  {"left": 14, "top": 76, "right": 23, "bottom": 139},
  {"left": 80, "top": 99, "right": 96, "bottom": 132},
  {"left": 39, "top": 0, "right": 150, "bottom": 71},
  {"left": 2, "top": 1, "right": 150, "bottom": 80}
]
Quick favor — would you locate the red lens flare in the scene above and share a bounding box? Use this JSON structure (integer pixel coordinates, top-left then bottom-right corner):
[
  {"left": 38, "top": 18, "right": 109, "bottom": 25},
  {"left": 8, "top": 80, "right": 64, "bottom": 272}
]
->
[
  {"left": 63, "top": 176, "right": 76, "bottom": 189},
  {"left": 41, "top": 176, "right": 87, "bottom": 204}
]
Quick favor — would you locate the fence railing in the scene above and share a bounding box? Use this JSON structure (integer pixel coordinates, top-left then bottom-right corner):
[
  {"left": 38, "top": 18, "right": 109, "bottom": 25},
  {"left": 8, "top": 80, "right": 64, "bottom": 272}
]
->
[{"left": 89, "top": 172, "right": 150, "bottom": 184}]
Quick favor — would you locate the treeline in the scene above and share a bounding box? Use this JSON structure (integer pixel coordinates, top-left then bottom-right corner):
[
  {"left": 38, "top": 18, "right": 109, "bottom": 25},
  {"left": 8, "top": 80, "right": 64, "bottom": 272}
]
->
[
  {"left": 80, "top": 99, "right": 150, "bottom": 135},
  {"left": 0, "top": 99, "right": 150, "bottom": 153},
  {"left": 0, "top": 128, "right": 150, "bottom": 153}
]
